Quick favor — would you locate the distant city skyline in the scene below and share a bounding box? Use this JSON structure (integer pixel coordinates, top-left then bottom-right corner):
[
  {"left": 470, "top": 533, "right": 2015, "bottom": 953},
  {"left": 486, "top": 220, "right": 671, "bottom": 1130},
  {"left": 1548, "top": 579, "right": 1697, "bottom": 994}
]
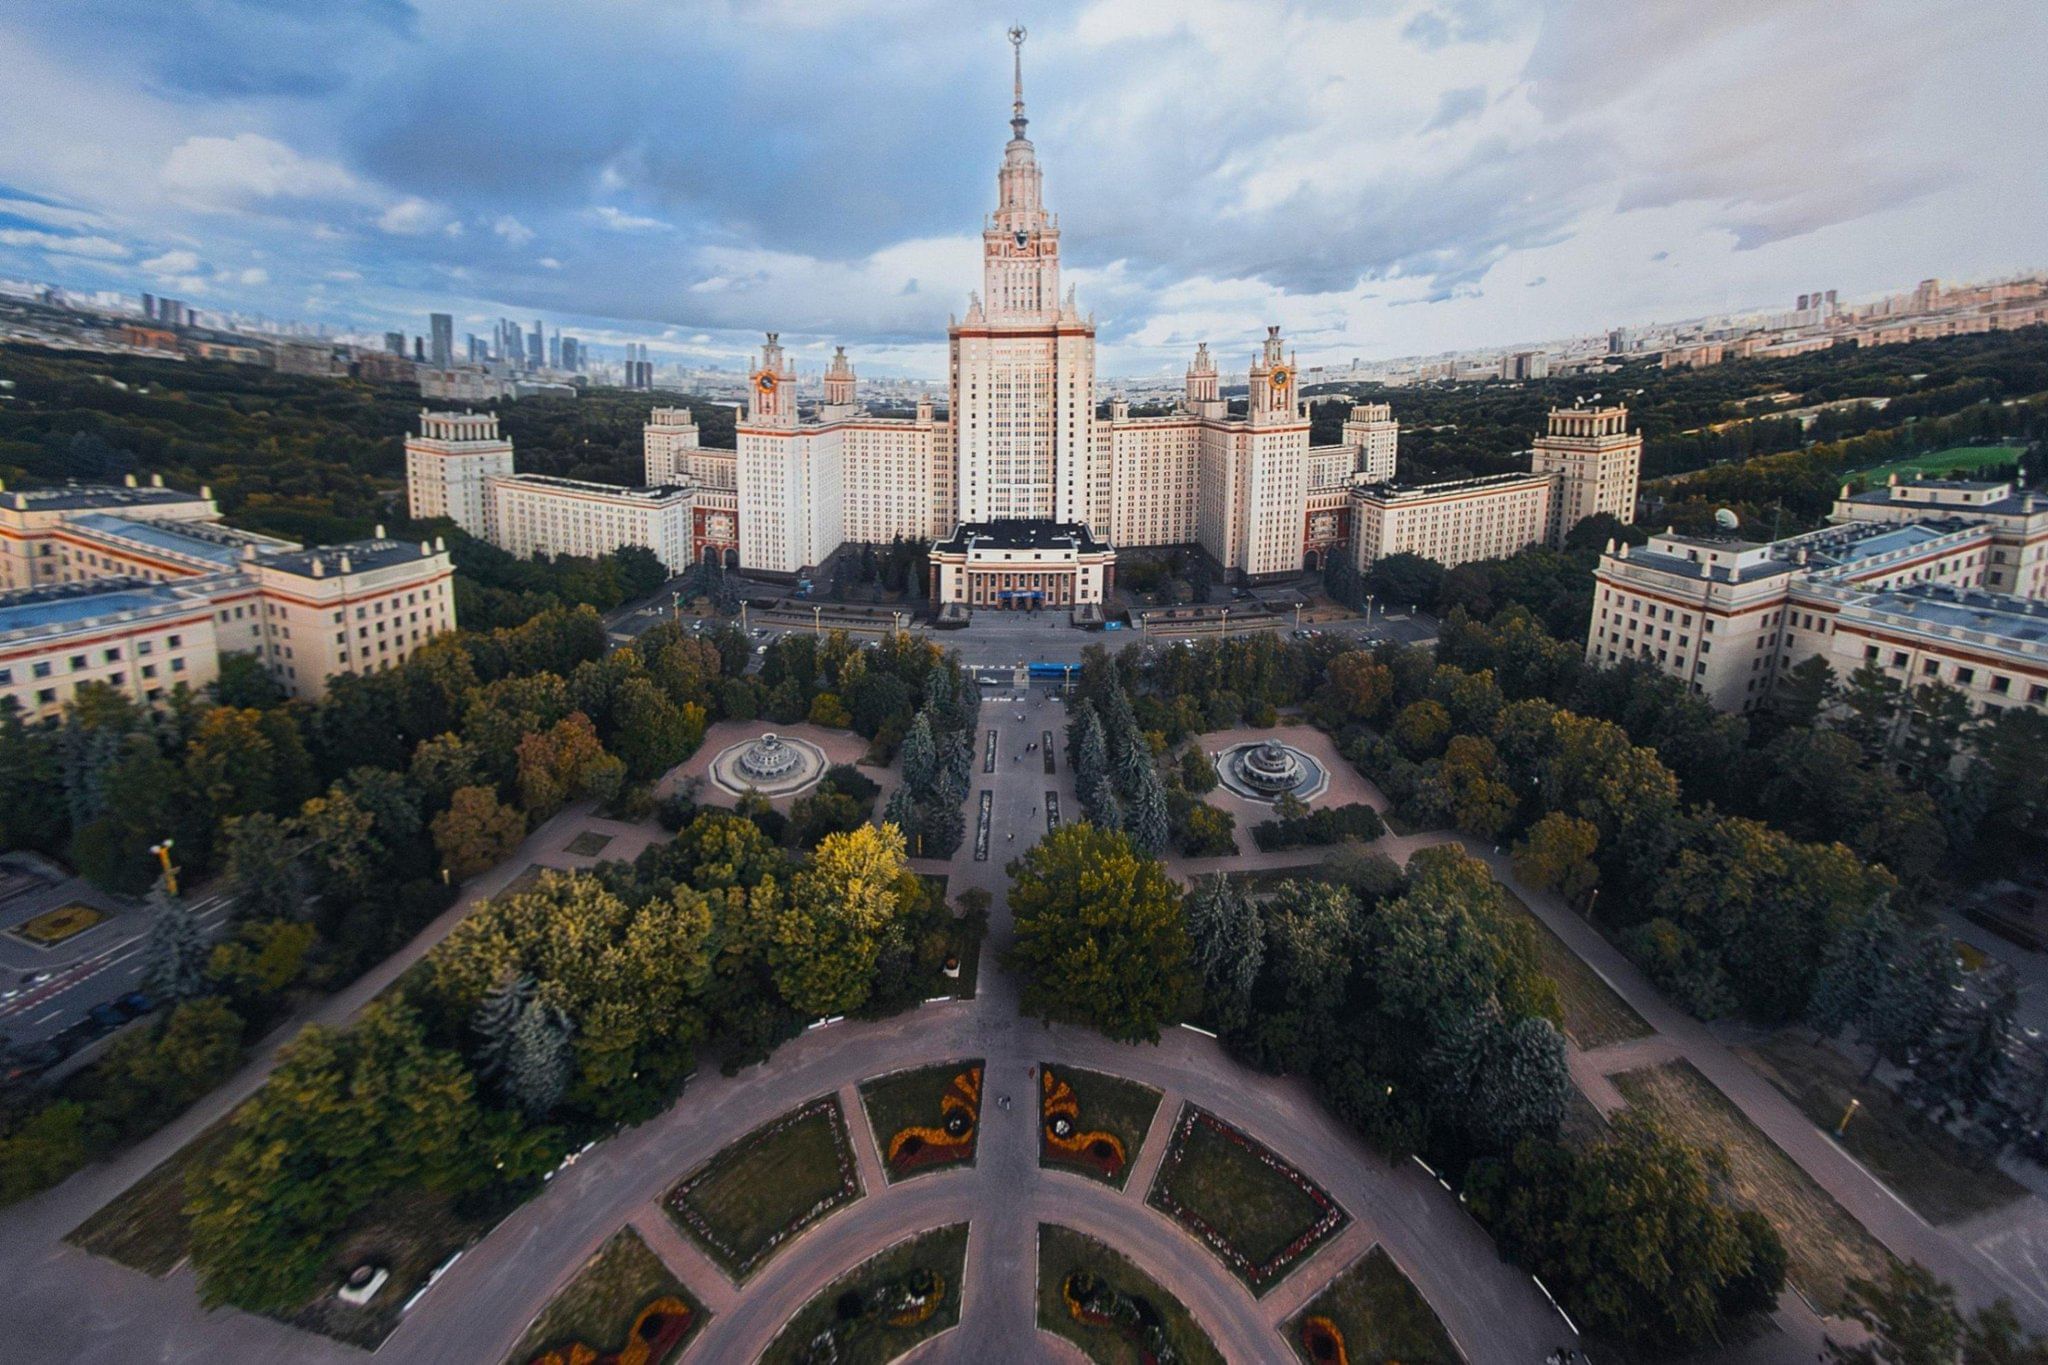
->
[{"left": 2, "top": 2, "right": 2044, "bottom": 377}]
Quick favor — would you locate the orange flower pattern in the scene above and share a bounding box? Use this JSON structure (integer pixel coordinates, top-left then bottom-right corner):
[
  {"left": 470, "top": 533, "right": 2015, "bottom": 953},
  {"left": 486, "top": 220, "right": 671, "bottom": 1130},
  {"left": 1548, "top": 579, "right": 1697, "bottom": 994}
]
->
[
  {"left": 529, "top": 1295, "right": 694, "bottom": 1365},
  {"left": 884, "top": 1066, "right": 982, "bottom": 1173},
  {"left": 1040, "top": 1067, "right": 1128, "bottom": 1180}
]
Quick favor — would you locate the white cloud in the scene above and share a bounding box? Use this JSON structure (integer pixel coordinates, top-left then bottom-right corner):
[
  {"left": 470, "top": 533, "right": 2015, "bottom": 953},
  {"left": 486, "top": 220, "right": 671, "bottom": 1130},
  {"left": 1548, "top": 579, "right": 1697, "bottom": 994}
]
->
[
  {"left": 0, "top": 228, "right": 129, "bottom": 258},
  {"left": 378, "top": 196, "right": 451, "bottom": 235},
  {"left": 0, "top": 197, "right": 101, "bottom": 231},
  {"left": 492, "top": 215, "right": 534, "bottom": 245},
  {"left": 538, "top": 256, "right": 562, "bottom": 269},
  {"left": 325, "top": 268, "right": 362, "bottom": 281},
  {"left": 161, "top": 133, "right": 367, "bottom": 211},
  {"left": 236, "top": 267, "right": 269, "bottom": 286},
  {"left": 142, "top": 248, "right": 203, "bottom": 274},
  {"left": 589, "top": 205, "right": 672, "bottom": 232}
]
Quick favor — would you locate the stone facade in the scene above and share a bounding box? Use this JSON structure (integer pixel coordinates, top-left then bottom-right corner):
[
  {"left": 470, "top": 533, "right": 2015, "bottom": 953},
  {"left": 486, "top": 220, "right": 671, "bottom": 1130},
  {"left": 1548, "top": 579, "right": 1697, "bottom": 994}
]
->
[{"left": 1587, "top": 484, "right": 2048, "bottom": 715}]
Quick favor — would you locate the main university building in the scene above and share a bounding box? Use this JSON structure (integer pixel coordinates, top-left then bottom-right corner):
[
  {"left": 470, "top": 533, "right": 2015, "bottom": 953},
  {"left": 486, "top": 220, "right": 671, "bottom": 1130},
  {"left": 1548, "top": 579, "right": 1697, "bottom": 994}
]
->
[{"left": 407, "top": 34, "right": 1644, "bottom": 612}]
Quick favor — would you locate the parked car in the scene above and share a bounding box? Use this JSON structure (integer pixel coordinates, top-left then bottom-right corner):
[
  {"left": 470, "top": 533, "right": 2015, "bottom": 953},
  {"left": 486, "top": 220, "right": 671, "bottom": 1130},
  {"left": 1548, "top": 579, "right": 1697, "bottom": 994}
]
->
[
  {"left": 115, "top": 990, "right": 155, "bottom": 1018},
  {"left": 87, "top": 1002, "right": 128, "bottom": 1031}
]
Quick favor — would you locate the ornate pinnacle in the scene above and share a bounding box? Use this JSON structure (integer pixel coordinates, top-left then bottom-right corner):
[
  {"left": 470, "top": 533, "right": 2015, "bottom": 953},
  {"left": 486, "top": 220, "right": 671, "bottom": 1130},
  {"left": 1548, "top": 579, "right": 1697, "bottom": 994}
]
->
[{"left": 1008, "top": 25, "right": 1028, "bottom": 140}]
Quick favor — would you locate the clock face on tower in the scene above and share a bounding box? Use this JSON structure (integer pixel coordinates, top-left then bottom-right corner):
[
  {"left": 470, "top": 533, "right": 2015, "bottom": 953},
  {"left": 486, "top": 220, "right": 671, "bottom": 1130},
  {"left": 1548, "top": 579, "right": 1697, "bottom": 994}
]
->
[
  {"left": 753, "top": 370, "right": 778, "bottom": 395},
  {"left": 1270, "top": 367, "right": 1292, "bottom": 391}
]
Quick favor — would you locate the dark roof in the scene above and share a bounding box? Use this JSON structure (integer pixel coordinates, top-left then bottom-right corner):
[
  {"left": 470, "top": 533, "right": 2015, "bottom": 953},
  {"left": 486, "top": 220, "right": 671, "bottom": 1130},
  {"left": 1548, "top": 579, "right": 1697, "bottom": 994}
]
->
[
  {"left": 932, "top": 519, "right": 1107, "bottom": 554},
  {"left": 7, "top": 484, "right": 208, "bottom": 512},
  {"left": 256, "top": 538, "right": 439, "bottom": 579}
]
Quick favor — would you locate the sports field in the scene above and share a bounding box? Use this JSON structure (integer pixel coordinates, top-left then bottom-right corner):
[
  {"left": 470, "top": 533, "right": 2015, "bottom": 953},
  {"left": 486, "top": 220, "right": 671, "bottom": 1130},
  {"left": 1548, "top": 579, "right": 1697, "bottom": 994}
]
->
[{"left": 1852, "top": 444, "right": 2020, "bottom": 483}]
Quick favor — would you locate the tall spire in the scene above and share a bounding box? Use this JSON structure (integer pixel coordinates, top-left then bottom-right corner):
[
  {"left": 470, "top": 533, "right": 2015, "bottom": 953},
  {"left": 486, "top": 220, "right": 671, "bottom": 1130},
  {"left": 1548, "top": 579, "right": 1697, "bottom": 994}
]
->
[{"left": 1008, "top": 25, "right": 1028, "bottom": 141}]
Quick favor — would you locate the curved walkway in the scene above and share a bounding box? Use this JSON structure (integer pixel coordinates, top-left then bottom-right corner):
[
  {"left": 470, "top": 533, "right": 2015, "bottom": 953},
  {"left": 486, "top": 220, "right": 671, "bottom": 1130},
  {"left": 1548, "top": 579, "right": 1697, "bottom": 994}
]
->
[{"left": 0, "top": 703, "right": 1559, "bottom": 1363}]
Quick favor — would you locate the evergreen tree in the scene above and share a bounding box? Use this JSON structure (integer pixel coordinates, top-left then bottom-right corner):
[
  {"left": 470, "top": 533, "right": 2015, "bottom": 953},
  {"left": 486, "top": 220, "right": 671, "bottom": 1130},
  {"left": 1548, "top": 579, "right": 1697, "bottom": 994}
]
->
[
  {"left": 1908, "top": 982, "right": 2017, "bottom": 1138},
  {"left": 1808, "top": 898, "right": 1899, "bottom": 1044},
  {"left": 471, "top": 972, "right": 534, "bottom": 1080},
  {"left": 919, "top": 791, "right": 967, "bottom": 859},
  {"left": 1839, "top": 662, "right": 1905, "bottom": 760},
  {"left": 900, "top": 711, "right": 937, "bottom": 792},
  {"left": 140, "top": 881, "right": 210, "bottom": 1002},
  {"left": 1094, "top": 786, "right": 1125, "bottom": 834},
  {"left": 505, "top": 998, "right": 575, "bottom": 1118},
  {"left": 1114, "top": 720, "right": 1152, "bottom": 801},
  {"left": 883, "top": 786, "right": 922, "bottom": 845},
  {"left": 1184, "top": 876, "right": 1263, "bottom": 1028},
  {"left": 1863, "top": 929, "right": 1961, "bottom": 1080},
  {"left": 1128, "top": 761, "right": 1170, "bottom": 856}
]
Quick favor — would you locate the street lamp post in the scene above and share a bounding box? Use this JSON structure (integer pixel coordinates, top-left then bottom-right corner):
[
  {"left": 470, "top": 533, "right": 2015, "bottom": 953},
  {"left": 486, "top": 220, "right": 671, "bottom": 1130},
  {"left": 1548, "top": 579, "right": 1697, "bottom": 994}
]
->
[
  {"left": 149, "top": 839, "right": 179, "bottom": 897},
  {"left": 739, "top": 601, "right": 749, "bottom": 633},
  {"left": 1220, "top": 607, "right": 1230, "bottom": 638},
  {"left": 1364, "top": 594, "right": 1375, "bottom": 628},
  {"left": 812, "top": 605, "right": 823, "bottom": 637},
  {"left": 1294, "top": 600, "right": 1303, "bottom": 632}
]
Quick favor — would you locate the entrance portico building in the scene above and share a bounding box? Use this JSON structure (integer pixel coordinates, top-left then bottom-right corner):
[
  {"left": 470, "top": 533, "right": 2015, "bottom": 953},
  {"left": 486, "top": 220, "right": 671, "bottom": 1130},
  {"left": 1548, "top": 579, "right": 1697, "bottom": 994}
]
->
[{"left": 929, "top": 521, "right": 1113, "bottom": 609}]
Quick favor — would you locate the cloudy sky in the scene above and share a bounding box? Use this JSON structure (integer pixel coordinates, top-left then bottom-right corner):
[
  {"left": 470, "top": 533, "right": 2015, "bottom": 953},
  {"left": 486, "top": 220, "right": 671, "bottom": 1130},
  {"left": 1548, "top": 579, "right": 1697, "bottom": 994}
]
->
[{"left": 2, "top": 0, "right": 2043, "bottom": 377}]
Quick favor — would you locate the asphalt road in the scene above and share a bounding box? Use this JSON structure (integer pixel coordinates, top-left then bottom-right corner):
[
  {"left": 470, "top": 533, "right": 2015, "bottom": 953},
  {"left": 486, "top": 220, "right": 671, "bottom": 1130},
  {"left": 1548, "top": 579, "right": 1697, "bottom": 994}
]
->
[{"left": 0, "top": 890, "right": 235, "bottom": 1048}]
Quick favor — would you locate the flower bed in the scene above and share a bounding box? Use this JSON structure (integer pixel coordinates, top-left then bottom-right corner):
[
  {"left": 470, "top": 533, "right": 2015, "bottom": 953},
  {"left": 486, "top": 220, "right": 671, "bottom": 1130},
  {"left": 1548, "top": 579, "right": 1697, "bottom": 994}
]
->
[
  {"left": 664, "top": 1095, "right": 861, "bottom": 1281},
  {"left": 1144, "top": 1105, "right": 1347, "bottom": 1295},
  {"left": 1036, "top": 1224, "right": 1224, "bottom": 1365},
  {"left": 1038, "top": 1064, "right": 1162, "bottom": 1189},
  {"left": 509, "top": 1226, "right": 706, "bottom": 1365},
  {"left": 528, "top": 1296, "right": 693, "bottom": 1365},
  {"left": 859, "top": 1061, "right": 985, "bottom": 1183},
  {"left": 759, "top": 1223, "right": 968, "bottom": 1365},
  {"left": 1284, "top": 1245, "right": 1462, "bottom": 1364}
]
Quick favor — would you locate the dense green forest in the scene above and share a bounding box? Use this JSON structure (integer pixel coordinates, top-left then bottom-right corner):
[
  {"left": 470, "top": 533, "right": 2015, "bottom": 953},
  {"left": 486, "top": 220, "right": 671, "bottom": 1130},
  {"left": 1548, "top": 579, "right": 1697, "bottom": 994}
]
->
[
  {"left": 0, "top": 346, "right": 735, "bottom": 543},
  {"left": 1305, "top": 326, "right": 2048, "bottom": 484}
]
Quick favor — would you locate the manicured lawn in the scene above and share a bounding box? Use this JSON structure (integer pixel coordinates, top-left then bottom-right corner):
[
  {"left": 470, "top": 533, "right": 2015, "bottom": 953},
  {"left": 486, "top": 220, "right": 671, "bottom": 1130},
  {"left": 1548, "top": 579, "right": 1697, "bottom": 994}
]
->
[
  {"left": 1852, "top": 443, "right": 2021, "bottom": 483},
  {"left": 1223, "top": 862, "right": 1353, "bottom": 897},
  {"left": 665, "top": 1095, "right": 862, "bottom": 1281},
  {"left": 1736, "top": 1032, "right": 2026, "bottom": 1226},
  {"left": 759, "top": 1223, "right": 967, "bottom": 1365},
  {"left": 859, "top": 1060, "right": 984, "bottom": 1182},
  {"left": 1287, "top": 1245, "right": 1463, "bottom": 1365},
  {"left": 1558, "top": 1082, "right": 1612, "bottom": 1151},
  {"left": 70, "top": 1119, "right": 499, "bottom": 1348},
  {"left": 1495, "top": 885, "right": 1650, "bottom": 1050},
  {"left": 563, "top": 831, "right": 613, "bottom": 857},
  {"left": 1145, "top": 1105, "right": 1347, "bottom": 1295},
  {"left": 67, "top": 1116, "right": 237, "bottom": 1275},
  {"left": 506, "top": 1227, "right": 704, "bottom": 1365},
  {"left": 1613, "top": 1060, "right": 1888, "bottom": 1312},
  {"left": 1037, "top": 1063, "right": 1163, "bottom": 1189},
  {"left": 1037, "top": 1224, "right": 1224, "bottom": 1365},
  {"left": 943, "top": 913, "right": 983, "bottom": 1000},
  {"left": 286, "top": 1186, "right": 505, "bottom": 1349}
]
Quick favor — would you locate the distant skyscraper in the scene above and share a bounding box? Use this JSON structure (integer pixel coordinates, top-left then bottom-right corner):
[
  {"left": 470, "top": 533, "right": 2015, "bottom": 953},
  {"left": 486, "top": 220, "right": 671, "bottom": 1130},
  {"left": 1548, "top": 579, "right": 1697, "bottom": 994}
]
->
[
  {"left": 414, "top": 336, "right": 425, "bottom": 362},
  {"left": 561, "top": 337, "right": 579, "bottom": 372},
  {"left": 141, "top": 292, "right": 156, "bottom": 320},
  {"left": 384, "top": 331, "right": 406, "bottom": 356},
  {"left": 530, "top": 320, "right": 544, "bottom": 369},
  {"left": 158, "top": 297, "right": 184, "bottom": 329},
  {"left": 548, "top": 331, "right": 561, "bottom": 370},
  {"left": 429, "top": 312, "right": 454, "bottom": 367}
]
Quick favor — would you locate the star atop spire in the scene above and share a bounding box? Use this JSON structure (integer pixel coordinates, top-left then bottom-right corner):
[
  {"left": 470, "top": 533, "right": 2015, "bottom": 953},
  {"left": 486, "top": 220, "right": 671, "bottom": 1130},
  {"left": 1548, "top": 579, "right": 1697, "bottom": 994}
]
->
[{"left": 1008, "top": 25, "right": 1028, "bottom": 142}]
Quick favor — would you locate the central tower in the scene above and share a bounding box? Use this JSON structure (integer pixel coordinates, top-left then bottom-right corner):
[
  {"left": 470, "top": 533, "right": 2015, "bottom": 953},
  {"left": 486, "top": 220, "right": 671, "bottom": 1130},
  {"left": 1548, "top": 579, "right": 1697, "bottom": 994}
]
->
[{"left": 950, "top": 26, "right": 1101, "bottom": 528}]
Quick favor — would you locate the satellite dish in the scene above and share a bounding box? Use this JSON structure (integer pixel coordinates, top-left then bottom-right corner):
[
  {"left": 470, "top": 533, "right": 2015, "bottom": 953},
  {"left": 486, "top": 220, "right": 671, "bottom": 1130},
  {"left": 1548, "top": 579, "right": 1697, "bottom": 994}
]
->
[{"left": 1714, "top": 508, "right": 1741, "bottom": 531}]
